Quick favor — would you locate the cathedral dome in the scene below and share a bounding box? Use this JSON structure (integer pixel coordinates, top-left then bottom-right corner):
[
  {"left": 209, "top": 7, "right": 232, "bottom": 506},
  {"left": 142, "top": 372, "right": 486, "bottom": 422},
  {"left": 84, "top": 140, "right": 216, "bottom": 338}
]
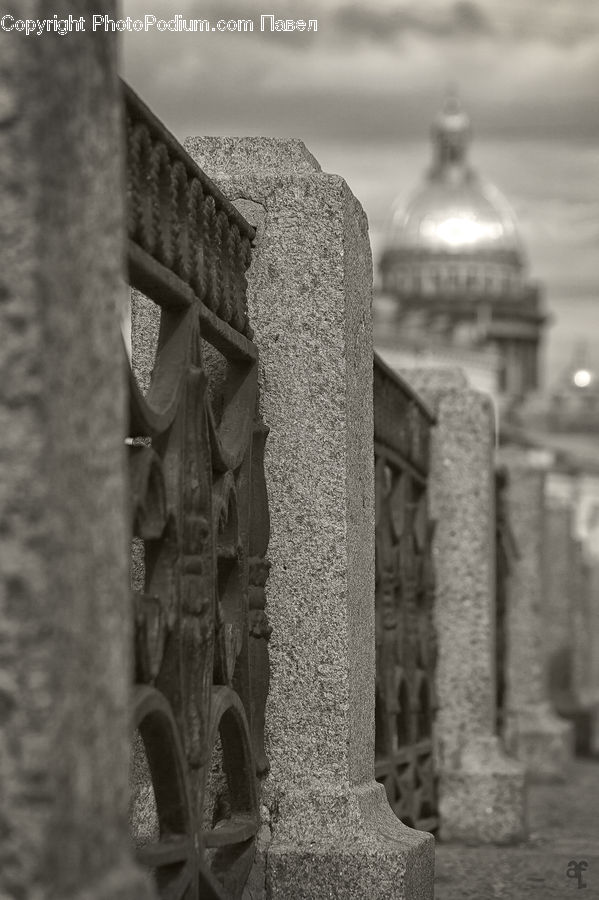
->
[
  {"left": 391, "top": 178, "right": 523, "bottom": 266},
  {"left": 376, "top": 93, "right": 545, "bottom": 402},
  {"left": 381, "top": 95, "right": 527, "bottom": 297}
]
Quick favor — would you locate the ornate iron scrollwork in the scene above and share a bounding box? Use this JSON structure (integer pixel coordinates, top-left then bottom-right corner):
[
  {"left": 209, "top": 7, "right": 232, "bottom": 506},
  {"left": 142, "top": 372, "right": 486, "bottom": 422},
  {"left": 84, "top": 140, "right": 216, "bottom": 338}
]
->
[
  {"left": 373, "top": 355, "right": 438, "bottom": 833},
  {"left": 124, "top": 82, "right": 270, "bottom": 899}
]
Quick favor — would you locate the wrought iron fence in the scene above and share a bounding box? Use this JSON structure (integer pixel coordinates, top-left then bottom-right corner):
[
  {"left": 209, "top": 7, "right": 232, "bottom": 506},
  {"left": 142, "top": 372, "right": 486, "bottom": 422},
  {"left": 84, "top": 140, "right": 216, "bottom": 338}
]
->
[
  {"left": 373, "top": 355, "right": 438, "bottom": 833},
  {"left": 124, "top": 82, "right": 270, "bottom": 900}
]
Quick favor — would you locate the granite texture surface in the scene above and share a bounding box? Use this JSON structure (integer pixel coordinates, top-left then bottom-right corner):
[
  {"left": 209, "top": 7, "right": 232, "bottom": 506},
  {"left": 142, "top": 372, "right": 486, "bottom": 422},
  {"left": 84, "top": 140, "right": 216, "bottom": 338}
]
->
[
  {"left": 589, "top": 563, "right": 599, "bottom": 754},
  {"left": 0, "top": 5, "right": 154, "bottom": 898},
  {"left": 435, "top": 758, "right": 599, "bottom": 899},
  {"left": 402, "top": 370, "right": 526, "bottom": 844},
  {"left": 543, "top": 502, "right": 577, "bottom": 707},
  {"left": 499, "top": 449, "right": 574, "bottom": 781},
  {"left": 543, "top": 487, "right": 599, "bottom": 755},
  {"left": 186, "top": 137, "right": 434, "bottom": 898}
]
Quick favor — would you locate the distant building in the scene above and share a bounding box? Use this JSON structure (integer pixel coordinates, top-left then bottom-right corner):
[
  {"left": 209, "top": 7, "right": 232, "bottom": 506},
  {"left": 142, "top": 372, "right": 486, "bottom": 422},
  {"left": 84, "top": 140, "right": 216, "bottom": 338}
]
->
[
  {"left": 375, "top": 91, "right": 599, "bottom": 572},
  {"left": 547, "top": 350, "right": 599, "bottom": 435},
  {"left": 375, "top": 93, "right": 545, "bottom": 407}
]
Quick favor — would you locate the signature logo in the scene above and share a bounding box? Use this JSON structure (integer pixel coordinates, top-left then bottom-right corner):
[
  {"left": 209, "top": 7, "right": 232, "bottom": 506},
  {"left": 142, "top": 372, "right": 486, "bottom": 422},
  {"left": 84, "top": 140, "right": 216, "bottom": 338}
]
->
[{"left": 566, "top": 860, "right": 589, "bottom": 889}]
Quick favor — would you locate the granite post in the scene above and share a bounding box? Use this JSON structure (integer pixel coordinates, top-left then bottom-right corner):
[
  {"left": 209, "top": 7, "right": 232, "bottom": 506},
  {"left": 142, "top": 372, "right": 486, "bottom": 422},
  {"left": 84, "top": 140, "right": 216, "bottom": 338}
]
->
[
  {"left": 543, "top": 493, "right": 578, "bottom": 713},
  {"left": 0, "top": 6, "right": 155, "bottom": 899},
  {"left": 588, "top": 558, "right": 599, "bottom": 753},
  {"left": 571, "top": 477, "right": 599, "bottom": 752},
  {"left": 400, "top": 369, "right": 526, "bottom": 844},
  {"left": 544, "top": 473, "right": 599, "bottom": 754},
  {"left": 571, "top": 540, "right": 591, "bottom": 708},
  {"left": 185, "top": 138, "right": 434, "bottom": 898},
  {"left": 499, "top": 449, "right": 573, "bottom": 780},
  {"left": 568, "top": 536, "right": 599, "bottom": 754}
]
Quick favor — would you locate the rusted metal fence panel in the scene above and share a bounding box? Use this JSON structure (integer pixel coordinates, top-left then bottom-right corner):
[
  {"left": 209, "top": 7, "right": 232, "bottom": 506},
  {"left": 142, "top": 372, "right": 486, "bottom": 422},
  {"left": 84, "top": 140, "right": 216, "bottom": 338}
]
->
[
  {"left": 124, "top": 82, "right": 270, "bottom": 900},
  {"left": 373, "top": 355, "right": 439, "bottom": 833}
]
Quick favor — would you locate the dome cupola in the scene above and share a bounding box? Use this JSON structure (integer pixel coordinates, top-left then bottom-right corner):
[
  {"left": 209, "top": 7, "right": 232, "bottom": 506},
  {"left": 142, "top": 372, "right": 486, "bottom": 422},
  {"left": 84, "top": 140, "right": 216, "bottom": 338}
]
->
[
  {"left": 381, "top": 93, "right": 525, "bottom": 289},
  {"left": 377, "top": 93, "right": 545, "bottom": 400},
  {"left": 430, "top": 91, "right": 472, "bottom": 177}
]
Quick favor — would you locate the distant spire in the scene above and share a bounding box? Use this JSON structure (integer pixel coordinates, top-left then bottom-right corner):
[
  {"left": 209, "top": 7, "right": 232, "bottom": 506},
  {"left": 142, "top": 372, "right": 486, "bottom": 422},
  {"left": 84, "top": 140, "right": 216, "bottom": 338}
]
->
[
  {"left": 443, "top": 82, "right": 461, "bottom": 115},
  {"left": 430, "top": 87, "right": 472, "bottom": 180}
]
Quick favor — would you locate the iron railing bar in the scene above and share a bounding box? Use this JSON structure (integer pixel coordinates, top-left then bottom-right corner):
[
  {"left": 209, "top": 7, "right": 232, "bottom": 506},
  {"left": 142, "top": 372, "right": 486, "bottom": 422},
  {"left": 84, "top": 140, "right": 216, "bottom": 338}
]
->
[
  {"left": 202, "top": 814, "right": 258, "bottom": 848},
  {"left": 162, "top": 864, "right": 193, "bottom": 900},
  {"left": 198, "top": 865, "right": 230, "bottom": 900},
  {"left": 128, "top": 241, "right": 192, "bottom": 310},
  {"left": 374, "top": 440, "right": 428, "bottom": 483},
  {"left": 128, "top": 243, "right": 258, "bottom": 363},
  {"left": 123, "top": 81, "right": 255, "bottom": 242},
  {"left": 135, "top": 835, "right": 190, "bottom": 867},
  {"left": 373, "top": 352, "right": 436, "bottom": 425}
]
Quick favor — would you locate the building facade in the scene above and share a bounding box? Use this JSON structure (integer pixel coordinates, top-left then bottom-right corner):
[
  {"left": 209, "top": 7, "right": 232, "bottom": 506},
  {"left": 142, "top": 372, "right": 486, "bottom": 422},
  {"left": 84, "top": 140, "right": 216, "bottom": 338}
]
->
[{"left": 376, "top": 95, "right": 545, "bottom": 405}]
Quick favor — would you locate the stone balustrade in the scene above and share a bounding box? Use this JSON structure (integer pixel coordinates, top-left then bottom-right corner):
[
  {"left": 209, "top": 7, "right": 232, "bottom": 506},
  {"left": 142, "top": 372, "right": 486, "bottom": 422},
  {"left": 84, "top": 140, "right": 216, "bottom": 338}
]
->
[{"left": 8, "top": 17, "right": 599, "bottom": 896}]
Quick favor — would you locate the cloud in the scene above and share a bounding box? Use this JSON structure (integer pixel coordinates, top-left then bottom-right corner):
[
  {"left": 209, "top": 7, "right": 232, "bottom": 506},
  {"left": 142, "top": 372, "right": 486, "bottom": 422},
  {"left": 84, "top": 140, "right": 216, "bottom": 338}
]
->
[
  {"left": 487, "top": 0, "right": 599, "bottom": 48},
  {"left": 332, "top": 2, "right": 492, "bottom": 43},
  {"left": 330, "top": 0, "right": 599, "bottom": 48},
  {"left": 120, "top": 0, "right": 599, "bottom": 383},
  {"left": 121, "top": 0, "right": 599, "bottom": 145}
]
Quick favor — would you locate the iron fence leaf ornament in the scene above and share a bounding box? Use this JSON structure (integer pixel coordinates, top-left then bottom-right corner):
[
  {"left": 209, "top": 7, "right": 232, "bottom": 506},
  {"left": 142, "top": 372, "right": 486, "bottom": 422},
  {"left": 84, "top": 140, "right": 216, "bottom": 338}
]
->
[
  {"left": 374, "top": 354, "right": 439, "bottom": 833},
  {"left": 124, "top": 81, "right": 270, "bottom": 899}
]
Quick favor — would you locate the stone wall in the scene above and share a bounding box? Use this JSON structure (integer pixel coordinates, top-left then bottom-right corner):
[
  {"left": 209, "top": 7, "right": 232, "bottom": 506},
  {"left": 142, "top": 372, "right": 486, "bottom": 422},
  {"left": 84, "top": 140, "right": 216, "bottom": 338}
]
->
[
  {"left": 1, "top": 32, "right": 580, "bottom": 893},
  {"left": 0, "top": 5, "right": 154, "bottom": 898}
]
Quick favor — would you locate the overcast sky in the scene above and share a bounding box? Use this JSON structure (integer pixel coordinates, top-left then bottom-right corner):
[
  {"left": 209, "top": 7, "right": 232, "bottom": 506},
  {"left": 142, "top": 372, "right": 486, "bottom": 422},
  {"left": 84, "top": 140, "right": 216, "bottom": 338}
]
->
[{"left": 121, "top": 0, "right": 599, "bottom": 384}]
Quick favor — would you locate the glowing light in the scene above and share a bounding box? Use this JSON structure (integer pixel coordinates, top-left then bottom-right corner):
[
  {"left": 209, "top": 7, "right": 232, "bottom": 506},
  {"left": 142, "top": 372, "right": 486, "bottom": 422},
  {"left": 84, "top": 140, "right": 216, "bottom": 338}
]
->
[
  {"left": 422, "top": 216, "right": 503, "bottom": 247},
  {"left": 573, "top": 369, "right": 592, "bottom": 388}
]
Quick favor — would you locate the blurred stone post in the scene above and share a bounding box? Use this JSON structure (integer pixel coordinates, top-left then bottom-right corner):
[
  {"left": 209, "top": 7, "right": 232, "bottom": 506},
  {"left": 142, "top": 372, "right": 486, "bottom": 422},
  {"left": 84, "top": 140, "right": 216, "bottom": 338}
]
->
[
  {"left": 588, "top": 556, "right": 599, "bottom": 753},
  {"left": 544, "top": 476, "right": 579, "bottom": 715},
  {"left": 499, "top": 450, "right": 573, "bottom": 780},
  {"left": 401, "top": 370, "right": 526, "bottom": 844},
  {"left": 0, "top": 5, "right": 155, "bottom": 900},
  {"left": 571, "top": 540, "right": 591, "bottom": 709},
  {"left": 568, "top": 530, "right": 599, "bottom": 754},
  {"left": 573, "top": 476, "right": 599, "bottom": 753},
  {"left": 186, "top": 137, "right": 434, "bottom": 899},
  {"left": 579, "top": 478, "right": 599, "bottom": 739}
]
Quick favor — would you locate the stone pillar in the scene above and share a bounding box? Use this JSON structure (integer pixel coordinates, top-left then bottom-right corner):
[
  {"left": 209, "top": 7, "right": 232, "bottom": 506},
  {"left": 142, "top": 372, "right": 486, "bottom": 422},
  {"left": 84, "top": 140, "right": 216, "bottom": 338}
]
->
[
  {"left": 571, "top": 540, "right": 590, "bottom": 706},
  {"left": 587, "top": 557, "right": 599, "bottom": 753},
  {"left": 185, "top": 138, "right": 434, "bottom": 898},
  {"left": 572, "top": 481, "right": 599, "bottom": 753},
  {"left": 569, "top": 538, "right": 599, "bottom": 754},
  {"left": 544, "top": 472, "right": 599, "bottom": 755},
  {"left": 0, "top": 6, "right": 154, "bottom": 900},
  {"left": 401, "top": 370, "right": 526, "bottom": 844},
  {"left": 499, "top": 450, "right": 573, "bottom": 780},
  {"left": 543, "top": 493, "right": 578, "bottom": 713}
]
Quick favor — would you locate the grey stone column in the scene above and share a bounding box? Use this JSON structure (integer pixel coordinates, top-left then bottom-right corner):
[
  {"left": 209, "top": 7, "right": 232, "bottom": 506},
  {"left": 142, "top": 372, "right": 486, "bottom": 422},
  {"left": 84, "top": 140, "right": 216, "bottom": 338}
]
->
[
  {"left": 577, "top": 478, "right": 599, "bottom": 753},
  {"left": 587, "top": 557, "right": 599, "bottom": 753},
  {"left": 544, "top": 473, "right": 599, "bottom": 755},
  {"left": 571, "top": 540, "right": 591, "bottom": 707},
  {"left": 570, "top": 538, "right": 599, "bottom": 754},
  {"left": 499, "top": 450, "right": 573, "bottom": 781},
  {"left": 0, "top": 5, "right": 155, "bottom": 899},
  {"left": 401, "top": 370, "right": 526, "bottom": 844},
  {"left": 544, "top": 496, "right": 578, "bottom": 713},
  {"left": 185, "top": 138, "right": 434, "bottom": 899}
]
